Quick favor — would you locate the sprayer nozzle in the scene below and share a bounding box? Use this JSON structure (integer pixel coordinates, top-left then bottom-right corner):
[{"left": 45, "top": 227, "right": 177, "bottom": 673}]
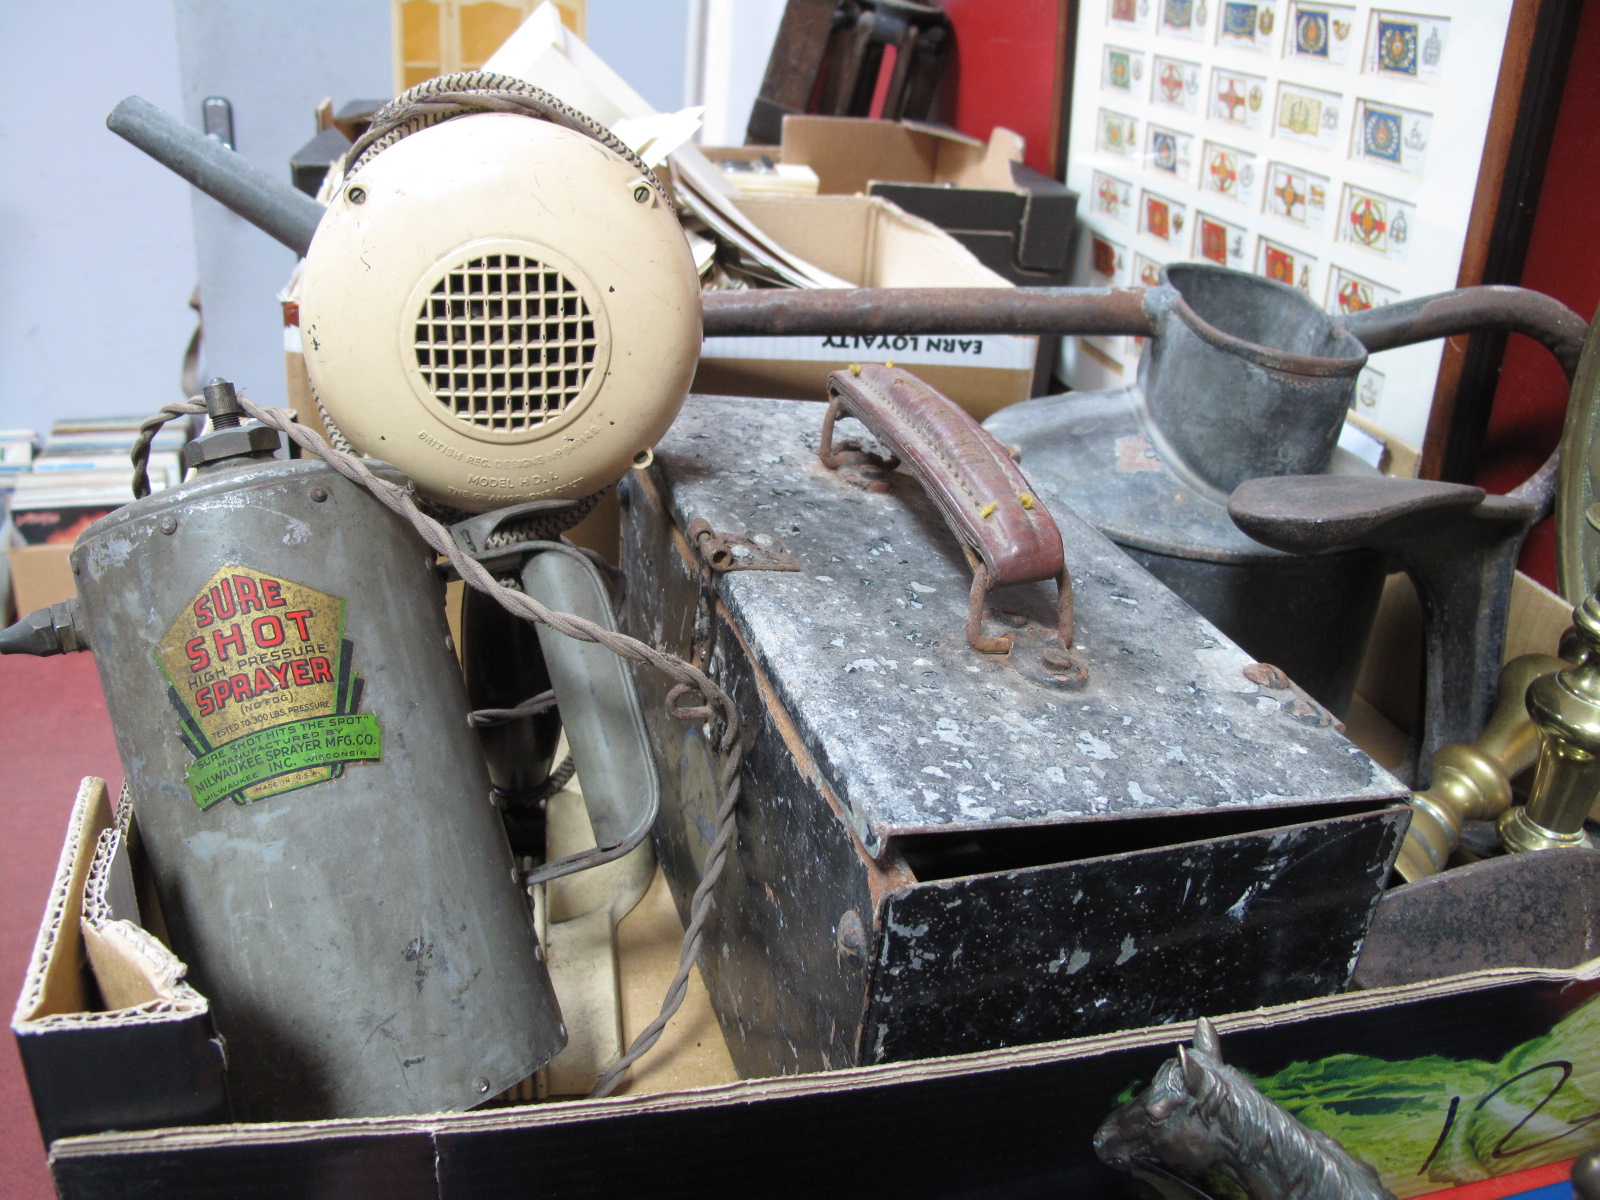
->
[{"left": 0, "top": 601, "right": 87, "bottom": 657}]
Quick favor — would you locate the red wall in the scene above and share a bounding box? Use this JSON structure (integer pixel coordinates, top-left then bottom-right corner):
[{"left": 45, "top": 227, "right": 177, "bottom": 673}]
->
[
  {"left": 1477, "top": 1, "right": 1600, "bottom": 588},
  {"left": 941, "top": 0, "right": 1067, "bottom": 176}
]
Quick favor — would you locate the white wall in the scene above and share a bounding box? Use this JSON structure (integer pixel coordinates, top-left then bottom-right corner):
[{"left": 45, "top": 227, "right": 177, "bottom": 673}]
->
[
  {"left": 697, "top": 0, "right": 784, "bottom": 146},
  {"left": 587, "top": 0, "right": 690, "bottom": 114},
  {"left": 0, "top": 1, "right": 391, "bottom": 435},
  {"left": 0, "top": 1, "right": 199, "bottom": 434},
  {"left": 174, "top": 0, "right": 391, "bottom": 413}
]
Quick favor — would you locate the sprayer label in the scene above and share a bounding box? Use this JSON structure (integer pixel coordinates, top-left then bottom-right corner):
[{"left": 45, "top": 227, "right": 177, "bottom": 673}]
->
[{"left": 156, "top": 566, "right": 382, "bottom": 810}]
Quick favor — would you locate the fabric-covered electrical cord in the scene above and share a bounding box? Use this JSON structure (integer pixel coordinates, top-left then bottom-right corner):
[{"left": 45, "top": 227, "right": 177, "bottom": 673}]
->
[
  {"left": 342, "top": 72, "right": 670, "bottom": 209},
  {"left": 130, "top": 398, "right": 741, "bottom": 1099},
  {"left": 470, "top": 687, "right": 578, "bottom": 802},
  {"left": 132, "top": 400, "right": 202, "bottom": 499}
]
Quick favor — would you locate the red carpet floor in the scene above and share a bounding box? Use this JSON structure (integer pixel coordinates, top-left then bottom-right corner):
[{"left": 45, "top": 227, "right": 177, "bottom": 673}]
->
[{"left": 0, "top": 653, "right": 122, "bottom": 1199}]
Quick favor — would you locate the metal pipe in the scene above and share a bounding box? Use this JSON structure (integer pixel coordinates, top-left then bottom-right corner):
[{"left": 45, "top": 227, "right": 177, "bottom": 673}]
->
[
  {"left": 93, "top": 112, "right": 1589, "bottom": 382},
  {"left": 701, "top": 286, "right": 1156, "bottom": 338},
  {"left": 107, "top": 95, "right": 326, "bottom": 257},
  {"left": 705, "top": 284, "right": 1589, "bottom": 376},
  {"left": 1344, "top": 285, "right": 1588, "bottom": 382},
  {"left": 100, "top": 111, "right": 1582, "bottom": 387}
]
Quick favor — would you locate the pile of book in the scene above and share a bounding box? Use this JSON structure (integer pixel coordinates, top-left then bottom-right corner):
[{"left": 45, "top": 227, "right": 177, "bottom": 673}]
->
[
  {"left": 0, "top": 429, "right": 36, "bottom": 616},
  {"left": 0, "top": 429, "right": 34, "bottom": 479},
  {"left": 7, "top": 417, "right": 190, "bottom": 549}
]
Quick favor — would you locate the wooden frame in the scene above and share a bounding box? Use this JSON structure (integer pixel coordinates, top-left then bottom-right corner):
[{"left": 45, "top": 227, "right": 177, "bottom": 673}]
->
[{"left": 1419, "top": 0, "right": 1582, "bottom": 483}]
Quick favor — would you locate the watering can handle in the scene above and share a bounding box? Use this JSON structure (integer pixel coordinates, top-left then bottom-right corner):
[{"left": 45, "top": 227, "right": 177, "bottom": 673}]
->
[
  {"left": 821, "top": 365, "right": 1074, "bottom": 657},
  {"left": 1341, "top": 285, "right": 1586, "bottom": 381},
  {"left": 1342, "top": 285, "right": 1586, "bottom": 525},
  {"left": 1341, "top": 284, "right": 1599, "bottom": 603}
]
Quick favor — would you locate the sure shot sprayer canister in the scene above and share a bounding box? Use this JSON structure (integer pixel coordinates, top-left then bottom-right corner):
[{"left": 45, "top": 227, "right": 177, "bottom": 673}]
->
[{"left": 4, "top": 380, "right": 565, "bottom": 1120}]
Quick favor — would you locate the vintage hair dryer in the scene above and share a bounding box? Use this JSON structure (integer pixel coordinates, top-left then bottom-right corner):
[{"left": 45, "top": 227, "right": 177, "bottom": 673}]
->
[
  {"left": 108, "top": 76, "right": 702, "bottom": 514},
  {"left": 0, "top": 77, "right": 702, "bottom": 1119}
]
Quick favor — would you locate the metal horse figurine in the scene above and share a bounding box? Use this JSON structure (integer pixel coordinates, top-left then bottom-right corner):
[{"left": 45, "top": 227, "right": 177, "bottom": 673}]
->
[{"left": 1094, "top": 1019, "right": 1395, "bottom": 1200}]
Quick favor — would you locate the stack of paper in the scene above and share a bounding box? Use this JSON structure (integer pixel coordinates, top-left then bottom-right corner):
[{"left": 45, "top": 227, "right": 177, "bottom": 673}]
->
[
  {"left": 0, "top": 430, "right": 35, "bottom": 482},
  {"left": 668, "top": 144, "right": 849, "bottom": 289}
]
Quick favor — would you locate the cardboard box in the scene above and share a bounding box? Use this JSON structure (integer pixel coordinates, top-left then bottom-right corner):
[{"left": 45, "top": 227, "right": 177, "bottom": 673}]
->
[
  {"left": 776, "top": 116, "right": 1078, "bottom": 282},
  {"left": 775, "top": 116, "right": 1020, "bottom": 195},
  {"left": 1, "top": 506, "right": 11, "bottom": 622},
  {"left": 695, "top": 194, "right": 1038, "bottom": 418},
  {"left": 8, "top": 543, "right": 77, "bottom": 614},
  {"left": 16, "top": 774, "right": 741, "bottom": 1166},
  {"left": 18, "top": 532, "right": 1600, "bottom": 1197},
  {"left": 698, "top": 118, "right": 1076, "bottom": 400},
  {"left": 40, "top": 969, "right": 1600, "bottom": 1199},
  {"left": 12, "top": 779, "right": 226, "bottom": 1146},
  {"left": 15, "top": 400, "right": 1594, "bottom": 1197},
  {"left": 24, "top": 774, "right": 1600, "bottom": 1198}
]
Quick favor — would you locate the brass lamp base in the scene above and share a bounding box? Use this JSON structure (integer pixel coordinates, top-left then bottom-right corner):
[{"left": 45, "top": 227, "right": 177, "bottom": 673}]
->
[
  {"left": 1393, "top": 655, "right": 1564, "bottom": 882},
  {"left": 1498, "top": 805, "right": 1597, "bottom": 854}
]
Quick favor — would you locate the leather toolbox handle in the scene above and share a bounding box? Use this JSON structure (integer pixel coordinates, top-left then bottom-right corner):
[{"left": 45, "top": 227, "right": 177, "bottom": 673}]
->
[{"left": 821, "top": 364, "right": 1076, "bottom": 656}]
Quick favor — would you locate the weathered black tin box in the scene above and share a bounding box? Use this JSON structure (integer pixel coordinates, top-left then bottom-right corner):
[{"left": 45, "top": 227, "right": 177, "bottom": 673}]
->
[{"left": 620, "top": 393, "right": 1409, "bottom": 1079}]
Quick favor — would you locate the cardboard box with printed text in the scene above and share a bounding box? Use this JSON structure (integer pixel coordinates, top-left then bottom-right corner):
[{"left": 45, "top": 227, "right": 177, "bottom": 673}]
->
[{"left": 694, "top": 194, "right": 1038, "bottom": 417}]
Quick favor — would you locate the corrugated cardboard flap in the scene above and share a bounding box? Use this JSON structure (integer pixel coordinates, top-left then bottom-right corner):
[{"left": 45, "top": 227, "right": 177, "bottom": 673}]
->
[
  {"left": 79, "top": 795, "right": 205, "bottom": 1016},
  {"left": 12, "top": 777, "right": 226, "bottom": 1145},
  {"left": 13, "top": 777, "right": 112, "bottom": 1027}
]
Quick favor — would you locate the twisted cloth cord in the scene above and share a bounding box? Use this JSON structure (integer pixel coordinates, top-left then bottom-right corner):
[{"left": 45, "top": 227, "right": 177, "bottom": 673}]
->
[
  {"left": 132, "top": 401, "right": 204, "bottom": 498},
  {"left": 342, "top": 71, "right": 669, "bottom": 209},
  {"left": 131, "top": 400, "right": 741, "bottom": 1099},
  {"left": 473, "top": 688, "right": 578, "bottom": 800}
]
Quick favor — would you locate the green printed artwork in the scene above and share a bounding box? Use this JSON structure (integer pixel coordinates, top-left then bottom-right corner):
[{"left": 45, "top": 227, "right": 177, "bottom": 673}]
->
[
  {"left": 1257, "top": 992, "right": 1600, "bottom": 1196},
  {"left": 181, "top": 713, "right": 383, "bottom": 809}
]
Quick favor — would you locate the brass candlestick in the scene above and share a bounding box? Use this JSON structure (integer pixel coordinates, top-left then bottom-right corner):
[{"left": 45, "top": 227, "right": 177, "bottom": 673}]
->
[
  {"left": 1395, "top": 653, "right": 1566, "bottom": 882},
  {"left": 1499, "top": 589, "right": 1600, "bottom": 854}
]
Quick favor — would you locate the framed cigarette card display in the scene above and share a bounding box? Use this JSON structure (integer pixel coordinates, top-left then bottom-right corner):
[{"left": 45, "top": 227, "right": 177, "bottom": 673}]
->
[{"left": 1061, "top": 0, "right": 1516, "bottom": 451}]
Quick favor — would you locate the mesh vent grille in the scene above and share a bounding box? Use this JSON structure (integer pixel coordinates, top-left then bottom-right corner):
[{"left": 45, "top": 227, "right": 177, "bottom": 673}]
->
[{"left": 414, "top": 253, "right": 597, "bottom": 432}]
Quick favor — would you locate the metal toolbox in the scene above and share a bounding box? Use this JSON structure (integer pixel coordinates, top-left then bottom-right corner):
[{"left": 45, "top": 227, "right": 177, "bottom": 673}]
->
[{"left": 619, "top": 382, "right": 1410, "bottom": 1078}]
